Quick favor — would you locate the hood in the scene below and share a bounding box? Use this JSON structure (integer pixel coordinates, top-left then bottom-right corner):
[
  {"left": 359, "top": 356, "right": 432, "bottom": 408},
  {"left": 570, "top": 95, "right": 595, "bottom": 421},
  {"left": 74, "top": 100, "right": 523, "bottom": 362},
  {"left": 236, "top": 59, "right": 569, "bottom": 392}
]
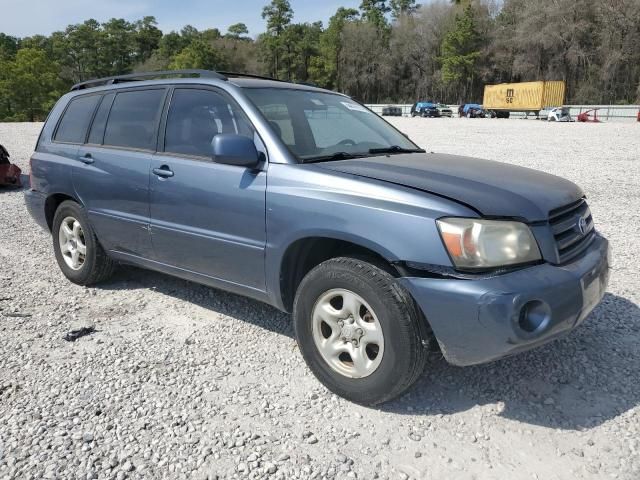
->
[{"left": 317, "top": 153, "right": 583, "bottom": 222}]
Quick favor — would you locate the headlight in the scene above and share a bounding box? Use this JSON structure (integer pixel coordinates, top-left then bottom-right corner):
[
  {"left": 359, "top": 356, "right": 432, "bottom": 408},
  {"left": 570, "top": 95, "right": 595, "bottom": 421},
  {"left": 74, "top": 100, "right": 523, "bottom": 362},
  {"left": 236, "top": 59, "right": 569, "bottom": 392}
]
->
[{"left": 436, "top": 218, "right": 541, "bottom": 269}]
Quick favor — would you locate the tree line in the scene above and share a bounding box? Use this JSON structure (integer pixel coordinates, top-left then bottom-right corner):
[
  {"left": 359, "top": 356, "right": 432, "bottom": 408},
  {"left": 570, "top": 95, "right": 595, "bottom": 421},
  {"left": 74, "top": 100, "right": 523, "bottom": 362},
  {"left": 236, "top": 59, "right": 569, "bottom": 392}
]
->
[{"left": 1, "top": 0, "right": 639, "bottom": 121}]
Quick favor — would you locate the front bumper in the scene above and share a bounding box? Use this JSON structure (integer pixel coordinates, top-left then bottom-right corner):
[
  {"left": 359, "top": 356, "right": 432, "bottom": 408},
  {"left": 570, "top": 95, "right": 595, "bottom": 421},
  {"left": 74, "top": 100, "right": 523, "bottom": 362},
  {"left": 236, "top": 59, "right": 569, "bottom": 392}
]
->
[{"left": 400, "top": 233, "right": 610, "bottom": 366}]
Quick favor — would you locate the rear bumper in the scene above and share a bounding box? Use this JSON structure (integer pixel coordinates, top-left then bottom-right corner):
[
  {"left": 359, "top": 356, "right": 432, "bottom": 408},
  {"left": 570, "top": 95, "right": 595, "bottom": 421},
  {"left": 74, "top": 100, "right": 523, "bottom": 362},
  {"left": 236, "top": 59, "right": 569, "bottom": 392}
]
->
[
  {"left": 24, "top": 190, "right": 49, "bottom": 231},
  {"left": 400, "top": 233, "right": 610, "bottom": 366}
]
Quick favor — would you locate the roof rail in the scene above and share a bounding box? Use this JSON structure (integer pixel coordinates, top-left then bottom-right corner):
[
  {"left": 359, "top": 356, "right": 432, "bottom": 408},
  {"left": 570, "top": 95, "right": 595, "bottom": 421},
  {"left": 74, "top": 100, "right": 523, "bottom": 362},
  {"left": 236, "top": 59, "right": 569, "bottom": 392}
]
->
[
  {"left": 70, "top": 70, "right": 228, "bottom": 91},
  {"left": 218, "top": 71, "right": 285, "bottom": 82}
]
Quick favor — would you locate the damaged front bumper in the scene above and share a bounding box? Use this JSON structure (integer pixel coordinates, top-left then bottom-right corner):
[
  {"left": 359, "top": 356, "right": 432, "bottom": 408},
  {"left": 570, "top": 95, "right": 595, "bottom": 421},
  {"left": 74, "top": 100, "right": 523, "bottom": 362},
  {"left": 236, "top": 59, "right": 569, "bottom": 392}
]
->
[{"left": 399, "top": 233, "right": 610, "bottom": 366}]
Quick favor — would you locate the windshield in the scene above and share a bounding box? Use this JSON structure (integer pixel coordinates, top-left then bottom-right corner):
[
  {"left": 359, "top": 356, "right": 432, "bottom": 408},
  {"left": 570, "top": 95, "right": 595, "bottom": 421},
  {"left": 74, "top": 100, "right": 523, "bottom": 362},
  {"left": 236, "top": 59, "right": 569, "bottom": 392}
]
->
[{"left": 243, "top": 88, "right": 420, "bottom": 162}]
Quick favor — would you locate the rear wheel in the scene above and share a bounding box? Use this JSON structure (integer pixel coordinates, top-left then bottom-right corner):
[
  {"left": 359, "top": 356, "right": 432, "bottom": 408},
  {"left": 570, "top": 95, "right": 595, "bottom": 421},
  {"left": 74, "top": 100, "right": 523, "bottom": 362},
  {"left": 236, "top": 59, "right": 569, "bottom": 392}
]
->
[
  {"left": 293, "top": 257, "right": 430, "bottom": 405},
  {"left": 52, "top": 200, "right": 116, "bottom": 285}
]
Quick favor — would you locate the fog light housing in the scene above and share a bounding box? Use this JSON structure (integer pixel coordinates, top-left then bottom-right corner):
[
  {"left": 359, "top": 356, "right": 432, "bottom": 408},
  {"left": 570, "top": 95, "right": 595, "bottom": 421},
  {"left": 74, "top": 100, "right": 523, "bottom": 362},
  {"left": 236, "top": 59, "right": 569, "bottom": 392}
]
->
[{"left": 518, "top": 300, "right": 551, "bottom": 333}]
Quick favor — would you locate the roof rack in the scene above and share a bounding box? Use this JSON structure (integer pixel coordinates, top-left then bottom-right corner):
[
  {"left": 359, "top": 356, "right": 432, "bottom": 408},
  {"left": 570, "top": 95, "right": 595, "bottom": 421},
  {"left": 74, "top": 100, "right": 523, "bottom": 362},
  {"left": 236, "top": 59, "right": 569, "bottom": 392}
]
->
[
  {"left": 70, "top": 69, "right": 228, "bottom": 91},
  {"left": 219, "top": 71, "right": 285, "bottom": 82}
]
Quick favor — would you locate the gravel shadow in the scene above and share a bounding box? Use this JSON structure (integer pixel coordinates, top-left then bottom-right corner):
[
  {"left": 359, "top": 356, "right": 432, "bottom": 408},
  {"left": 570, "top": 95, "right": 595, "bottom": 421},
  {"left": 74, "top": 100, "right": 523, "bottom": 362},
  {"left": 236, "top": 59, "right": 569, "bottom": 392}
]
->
[
  {"left": 97, "top": 267, "right": 639, "bottom": 430},
  {"left": 382, "top": 293, "right": 640, "bottom": 430},
  {"left": 97, "top": 265, "right": 293, "bottom": 338}
]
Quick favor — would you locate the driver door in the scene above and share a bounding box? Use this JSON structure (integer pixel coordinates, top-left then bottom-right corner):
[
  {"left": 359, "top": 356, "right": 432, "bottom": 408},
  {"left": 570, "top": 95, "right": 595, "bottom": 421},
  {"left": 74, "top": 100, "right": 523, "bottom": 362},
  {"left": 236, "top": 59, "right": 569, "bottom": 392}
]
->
[{"left": 148, "top": 87, "right": 267, "bottom": 291}]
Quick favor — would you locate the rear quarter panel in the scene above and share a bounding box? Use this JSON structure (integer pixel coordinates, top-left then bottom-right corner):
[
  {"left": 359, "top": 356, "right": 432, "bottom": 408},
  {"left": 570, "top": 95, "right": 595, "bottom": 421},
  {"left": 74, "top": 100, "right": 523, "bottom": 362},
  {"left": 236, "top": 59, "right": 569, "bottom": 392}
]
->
[{"left": 29, "top": 93, "right": 78, "bottom": 200}]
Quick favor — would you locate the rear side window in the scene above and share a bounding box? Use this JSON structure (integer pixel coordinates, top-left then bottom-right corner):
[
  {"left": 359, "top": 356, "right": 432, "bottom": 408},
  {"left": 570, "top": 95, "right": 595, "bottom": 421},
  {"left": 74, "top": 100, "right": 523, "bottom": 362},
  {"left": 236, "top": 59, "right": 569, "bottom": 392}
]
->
[
  {"left": 87, "top": 93, "right": 115, "bottom": 145},
  {"left": 164, "top": 88, "right": 254, "bottom": 158},
  {"left": 104, "top": 89, "right": 165, "bottom": 150},
  {"left": 54, "top": 95, "right": 101, "bottom": 144}
]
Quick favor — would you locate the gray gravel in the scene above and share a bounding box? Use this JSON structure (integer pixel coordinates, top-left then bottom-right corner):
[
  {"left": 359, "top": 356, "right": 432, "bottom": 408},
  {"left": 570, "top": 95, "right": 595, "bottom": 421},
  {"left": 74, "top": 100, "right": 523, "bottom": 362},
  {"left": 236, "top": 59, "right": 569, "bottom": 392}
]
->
[{"left": 1, "top": 119, "right": 639, "bottom": 480}]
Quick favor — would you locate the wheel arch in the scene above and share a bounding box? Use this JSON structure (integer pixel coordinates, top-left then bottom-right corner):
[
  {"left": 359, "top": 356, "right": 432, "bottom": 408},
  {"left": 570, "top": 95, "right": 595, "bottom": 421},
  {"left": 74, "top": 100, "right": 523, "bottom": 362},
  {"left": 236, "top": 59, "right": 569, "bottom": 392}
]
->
[
  {"left": 277, "top": 234, "right": 401, "bottom": 313},
  {"left": 44, "top": 193, "right": 81, "bottom": 231}
]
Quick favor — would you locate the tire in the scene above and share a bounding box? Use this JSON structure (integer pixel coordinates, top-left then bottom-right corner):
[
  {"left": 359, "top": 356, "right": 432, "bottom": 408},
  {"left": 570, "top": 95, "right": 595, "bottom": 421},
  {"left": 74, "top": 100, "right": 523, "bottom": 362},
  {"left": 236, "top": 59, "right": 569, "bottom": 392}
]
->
[
  {"left": 52, "top": 200, "right": 116, "bottom": 285},
  {"left": 293, "top": 257, "right": 430, "bottom": 405}
]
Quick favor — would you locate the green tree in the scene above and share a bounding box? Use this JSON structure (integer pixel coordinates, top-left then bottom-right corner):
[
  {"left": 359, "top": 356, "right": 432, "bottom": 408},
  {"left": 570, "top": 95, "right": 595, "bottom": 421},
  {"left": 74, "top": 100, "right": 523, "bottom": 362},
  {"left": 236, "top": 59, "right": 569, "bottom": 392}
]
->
[
  {"left": 134, "top": 16, "right": 162, "bottom": 63},
  {"left": 57, "top": 19, "right": 105, "bottom": 82},
  {"left": 169, "top": 40, "right": 228, "bottom": 70},
  {"left": 390, "top": 0, "right": 419, "bottom": 19},
  {"left": 440, "top": 4, "right": 481, "bottom": 101},
  {"left": 281, "top": 22, "right": 322, "bottom": 82},
  {"left": 227, "top": 23, "right": 249, "bottom": 38},
  {"left": 158, "top": 31, "right": 188, "bottom": 59},
  {"left": 0, "top": 33, "right": 19, "bottom": 60},
  {"left": 309, "top": 7, "right": 359, "bottom": 89},
  {"left": 359, "top": 0, "right": 390, "bottom": 29},
  {"left": 1, "top": 48, "right": 60, "bottom": 121},
  {"left": 101, "top": 18, "right": 136, "bottom": 75},
  {"left": 261, "top": 0, "right": 294, "bottom": 77}
]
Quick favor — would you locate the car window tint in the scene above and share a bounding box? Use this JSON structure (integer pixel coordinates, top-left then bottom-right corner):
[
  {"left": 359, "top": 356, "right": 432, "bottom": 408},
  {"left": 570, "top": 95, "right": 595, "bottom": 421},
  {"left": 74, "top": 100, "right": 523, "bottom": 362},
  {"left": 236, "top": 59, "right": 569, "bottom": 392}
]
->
[
  {"left": 87, "top": 93, "right": 115, "bottom": 145},
  {"left": 54, "top": 95, "right": 101, "bottom": 144},
  {"left": 104, "top": 89, "right": 165, "bottom": 150},
  {"left": 165, "top": 89, "right": 254, "bottom": 158}
]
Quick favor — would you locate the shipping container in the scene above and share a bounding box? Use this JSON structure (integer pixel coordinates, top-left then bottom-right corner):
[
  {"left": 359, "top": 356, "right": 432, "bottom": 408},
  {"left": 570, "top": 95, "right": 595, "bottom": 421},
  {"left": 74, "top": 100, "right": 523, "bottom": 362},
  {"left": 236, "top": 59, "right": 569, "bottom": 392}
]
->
[{"left": 483, "top": 81, "right": 565, "bottom": 117}]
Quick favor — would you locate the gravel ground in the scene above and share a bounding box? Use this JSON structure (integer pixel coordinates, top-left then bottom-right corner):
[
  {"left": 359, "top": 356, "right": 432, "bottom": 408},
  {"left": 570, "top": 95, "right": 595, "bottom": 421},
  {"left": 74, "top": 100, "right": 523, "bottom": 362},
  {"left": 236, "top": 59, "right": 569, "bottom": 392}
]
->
[{"left": 1, "top": 118, "right": 639, "bottom": 480}]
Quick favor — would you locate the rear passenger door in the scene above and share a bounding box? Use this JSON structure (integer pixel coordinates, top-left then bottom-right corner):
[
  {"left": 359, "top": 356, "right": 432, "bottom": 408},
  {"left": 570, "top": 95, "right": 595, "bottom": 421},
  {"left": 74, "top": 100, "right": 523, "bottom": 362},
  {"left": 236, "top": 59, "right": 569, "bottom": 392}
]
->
[
  {"left": 149, "top": 86, "right": 267, "bottom": 291},
  {"left": 73, "top": 88, "right": 167, "bottom": 259}
]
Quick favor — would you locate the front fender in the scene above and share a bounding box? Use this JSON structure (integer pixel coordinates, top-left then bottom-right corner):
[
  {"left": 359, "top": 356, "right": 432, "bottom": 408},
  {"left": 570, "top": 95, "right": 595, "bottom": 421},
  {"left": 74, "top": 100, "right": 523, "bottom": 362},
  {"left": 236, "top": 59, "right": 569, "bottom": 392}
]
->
[{"left": 264, "top": 163, "right": 476, "bottom": 309}]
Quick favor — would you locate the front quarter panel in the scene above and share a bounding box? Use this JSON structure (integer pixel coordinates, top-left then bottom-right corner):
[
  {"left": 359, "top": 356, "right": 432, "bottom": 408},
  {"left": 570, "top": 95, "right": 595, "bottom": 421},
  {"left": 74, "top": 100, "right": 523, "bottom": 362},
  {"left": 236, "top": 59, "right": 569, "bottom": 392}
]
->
[{"left": 265, "top": 163, "right": 477, "bottom": 309}]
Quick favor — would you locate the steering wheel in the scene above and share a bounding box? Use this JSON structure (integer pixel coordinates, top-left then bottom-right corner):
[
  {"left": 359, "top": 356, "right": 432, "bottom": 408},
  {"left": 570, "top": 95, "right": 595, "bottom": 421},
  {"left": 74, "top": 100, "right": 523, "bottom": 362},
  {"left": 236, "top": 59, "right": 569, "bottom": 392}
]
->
[{"left": 338, "top": 139, "right": 357, "bottom": 146}]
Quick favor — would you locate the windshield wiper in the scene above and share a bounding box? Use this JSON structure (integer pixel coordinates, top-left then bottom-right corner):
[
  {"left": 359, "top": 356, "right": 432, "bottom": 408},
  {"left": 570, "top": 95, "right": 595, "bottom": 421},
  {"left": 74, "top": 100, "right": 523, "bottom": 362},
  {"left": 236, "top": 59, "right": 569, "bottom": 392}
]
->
[
  {"left": 368, "top": 146, "right": 426, "bottom": 155},
  {"left": 301, "top": 152, "right": 367, "bottom": 163}
]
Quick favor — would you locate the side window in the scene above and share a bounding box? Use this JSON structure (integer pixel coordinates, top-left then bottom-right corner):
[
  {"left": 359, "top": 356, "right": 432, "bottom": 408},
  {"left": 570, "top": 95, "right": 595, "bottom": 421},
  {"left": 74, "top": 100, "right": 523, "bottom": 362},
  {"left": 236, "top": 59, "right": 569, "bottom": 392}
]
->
[
  {"left": 165, "top": 88, "right": 254, "bottom": 158},
  {"left": 54, "top": 95, "right": 101, "bottom": 144},
  {"left": 104, "top": 89, "right": 165, "bottom": 150},
  {"left": 87, "top": 93, "right": 115, "bottom": 145}
]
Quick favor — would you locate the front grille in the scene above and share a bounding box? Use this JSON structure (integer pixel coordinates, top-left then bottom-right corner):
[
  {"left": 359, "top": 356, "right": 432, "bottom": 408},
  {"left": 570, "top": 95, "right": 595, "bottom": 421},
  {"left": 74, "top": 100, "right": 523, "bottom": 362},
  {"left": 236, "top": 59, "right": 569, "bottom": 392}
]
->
[{"left": 549, "top": 198, "right": 595, "bottom": 263}]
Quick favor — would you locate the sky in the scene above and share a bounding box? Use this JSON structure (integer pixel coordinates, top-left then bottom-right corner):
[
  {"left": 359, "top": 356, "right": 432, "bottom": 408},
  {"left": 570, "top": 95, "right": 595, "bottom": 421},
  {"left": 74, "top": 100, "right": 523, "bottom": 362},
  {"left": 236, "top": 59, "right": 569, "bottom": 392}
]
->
[{"left": 0, "top": 0, "right": 363, "bottom": 38}]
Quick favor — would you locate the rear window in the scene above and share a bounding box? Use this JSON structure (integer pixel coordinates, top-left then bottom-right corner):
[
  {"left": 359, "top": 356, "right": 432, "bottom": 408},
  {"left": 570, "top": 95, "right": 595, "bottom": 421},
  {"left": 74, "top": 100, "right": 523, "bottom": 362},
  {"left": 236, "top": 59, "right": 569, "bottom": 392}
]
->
[
  {"left": 103, "top": 89, "right": 165, "bottom": 150},
  {"left": 54, "top": 95, "right": 101, "bottom": 144}
]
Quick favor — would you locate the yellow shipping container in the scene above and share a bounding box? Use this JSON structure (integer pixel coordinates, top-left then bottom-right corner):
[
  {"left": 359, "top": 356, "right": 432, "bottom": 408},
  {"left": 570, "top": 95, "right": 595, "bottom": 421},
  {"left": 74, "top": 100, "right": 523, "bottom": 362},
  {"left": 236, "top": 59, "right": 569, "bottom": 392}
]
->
[{"left": 483, "top": 81, "right": 565, "bottom": 112}]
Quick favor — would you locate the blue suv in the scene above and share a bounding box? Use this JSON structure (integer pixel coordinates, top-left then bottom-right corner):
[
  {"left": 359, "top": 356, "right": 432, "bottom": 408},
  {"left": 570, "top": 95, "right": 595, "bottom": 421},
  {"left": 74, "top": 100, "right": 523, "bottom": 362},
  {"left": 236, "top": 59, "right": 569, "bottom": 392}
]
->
[{"left": 25, "top": 70, "right": 610, "bottom": 405}]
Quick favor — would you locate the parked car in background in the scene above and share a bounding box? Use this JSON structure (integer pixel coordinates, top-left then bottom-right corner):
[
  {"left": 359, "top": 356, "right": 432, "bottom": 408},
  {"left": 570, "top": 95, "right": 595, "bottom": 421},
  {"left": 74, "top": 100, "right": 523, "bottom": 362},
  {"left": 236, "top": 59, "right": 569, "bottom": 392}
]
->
[
  {"left": 411, "top": 101, "right": 440, "bottom": 118},
  {"left": 436, "top": 104, "right": 453, "bottom": 118},
  {"left": 0, "top": 144, "right": 22, "bottom": 188},
  {"left": 547, "top": 107, "right": 572, "bottom": 122},
  {"left": 462, "top": 103, "right": 486, "bottom": 118},
  {"left": 26, "top": 70, "right": 610, "bottom": 406},
  {"left": 381, "top": 105, "right": 403, "bottom": 117}
]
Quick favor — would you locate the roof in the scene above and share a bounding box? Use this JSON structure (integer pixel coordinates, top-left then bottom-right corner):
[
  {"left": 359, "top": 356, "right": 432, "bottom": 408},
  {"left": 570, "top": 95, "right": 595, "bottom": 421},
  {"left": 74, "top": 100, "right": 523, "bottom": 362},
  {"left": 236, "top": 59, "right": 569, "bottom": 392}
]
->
[{"left": 69, "top": 70, "right": 333, "bottom": 95}]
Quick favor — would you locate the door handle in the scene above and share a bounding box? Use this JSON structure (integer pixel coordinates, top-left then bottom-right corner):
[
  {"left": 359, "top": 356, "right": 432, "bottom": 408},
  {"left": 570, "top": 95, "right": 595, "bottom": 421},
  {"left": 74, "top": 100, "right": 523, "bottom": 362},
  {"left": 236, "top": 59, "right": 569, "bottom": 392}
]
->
[
  {"left": 78, "top": 153, "right": 94, "bottom": 164},
  {"left": 153, "top": 166, "right": 174, "bottom": 178}
]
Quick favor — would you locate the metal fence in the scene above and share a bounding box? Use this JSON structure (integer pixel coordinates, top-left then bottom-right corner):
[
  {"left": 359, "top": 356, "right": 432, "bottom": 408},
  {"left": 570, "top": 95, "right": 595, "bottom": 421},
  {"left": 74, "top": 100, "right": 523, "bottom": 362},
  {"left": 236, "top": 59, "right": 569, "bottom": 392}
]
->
[{"left": 365, "top": 104, "right": 640, "bottom": 121}]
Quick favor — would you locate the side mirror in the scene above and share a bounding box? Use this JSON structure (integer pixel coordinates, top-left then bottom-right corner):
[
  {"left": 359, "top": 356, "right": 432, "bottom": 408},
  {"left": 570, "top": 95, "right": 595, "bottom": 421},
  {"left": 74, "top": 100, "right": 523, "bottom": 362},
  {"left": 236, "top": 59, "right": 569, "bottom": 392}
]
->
[{"left": 212, "top": 134, "right": 260, "bottom": 168}]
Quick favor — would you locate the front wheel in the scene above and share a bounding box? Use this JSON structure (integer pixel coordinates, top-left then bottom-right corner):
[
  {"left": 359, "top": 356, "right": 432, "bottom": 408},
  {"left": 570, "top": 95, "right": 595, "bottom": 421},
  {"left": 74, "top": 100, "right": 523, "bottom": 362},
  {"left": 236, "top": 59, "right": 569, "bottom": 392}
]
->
[
  {"left": 293, "top": 257, "right": 430, "bottom": 405},
  {"left": 52, "top": 200, "right": 116, "bottom": 285}
]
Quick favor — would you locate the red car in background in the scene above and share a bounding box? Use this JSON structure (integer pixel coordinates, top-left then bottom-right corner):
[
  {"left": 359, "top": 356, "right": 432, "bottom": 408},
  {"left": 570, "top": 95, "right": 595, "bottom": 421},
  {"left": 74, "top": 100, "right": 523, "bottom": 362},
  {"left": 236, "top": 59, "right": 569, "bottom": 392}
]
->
[{"left": 0, "top": 144, "right": 22, "bottom": 188}]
